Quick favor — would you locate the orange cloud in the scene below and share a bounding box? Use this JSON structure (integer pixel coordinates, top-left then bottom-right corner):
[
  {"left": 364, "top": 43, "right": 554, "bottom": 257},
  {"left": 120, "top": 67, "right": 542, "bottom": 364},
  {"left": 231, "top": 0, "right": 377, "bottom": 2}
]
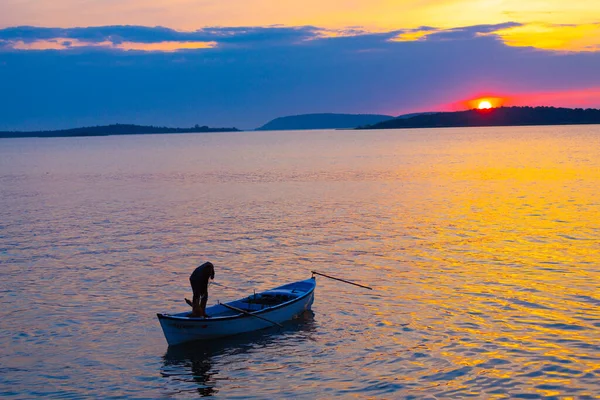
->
[
  {"left": 490, "top": 23, "right": 600, "bottom": 52},
  {"left": 119, "top": 41, "right": 217, "bottom": 52},
  {"left": 391, "top": 30, "right": 432, "bottom": 42},
  {"left": 11, "top": 39, "right": 74, "bottom": 51},
  {"left": 9, "top": 38, "right": 217, "bottom": 52},
  {"left": 389, "top": 22, "right": 600, "bottom": 53}
]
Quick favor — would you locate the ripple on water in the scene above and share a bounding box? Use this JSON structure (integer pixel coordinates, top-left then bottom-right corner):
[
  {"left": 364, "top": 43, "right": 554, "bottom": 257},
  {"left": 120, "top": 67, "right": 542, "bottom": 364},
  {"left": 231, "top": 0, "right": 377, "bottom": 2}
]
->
[{"left": 1, "top": 127, "right": 600, "bottom": 398}]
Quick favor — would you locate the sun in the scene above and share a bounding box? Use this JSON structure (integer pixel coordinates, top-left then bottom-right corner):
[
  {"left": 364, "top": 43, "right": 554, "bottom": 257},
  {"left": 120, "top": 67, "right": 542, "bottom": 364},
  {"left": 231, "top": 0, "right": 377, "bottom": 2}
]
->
[
  {"left": 464, "top": 96, "right": 506, "bottom": 110},
  {"left": 478, "top": 100, "right": 493, "bottom": 109}
]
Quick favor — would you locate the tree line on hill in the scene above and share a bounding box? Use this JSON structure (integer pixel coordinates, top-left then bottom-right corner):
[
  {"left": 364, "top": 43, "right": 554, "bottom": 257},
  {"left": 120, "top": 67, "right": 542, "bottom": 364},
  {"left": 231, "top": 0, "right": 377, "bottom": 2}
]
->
[
  {"left": 359, "top": 106, "right": 600, "bottom": 130},
  {"left": 0, "top": 123, "right": 239, "bottom": 139}
]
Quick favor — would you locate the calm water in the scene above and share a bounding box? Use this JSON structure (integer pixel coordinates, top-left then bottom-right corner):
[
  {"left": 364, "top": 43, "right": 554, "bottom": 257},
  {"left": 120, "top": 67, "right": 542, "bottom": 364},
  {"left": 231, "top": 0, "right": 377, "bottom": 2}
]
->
[{"left": 1, "top": 126, "right": 599, "bottom": 399}]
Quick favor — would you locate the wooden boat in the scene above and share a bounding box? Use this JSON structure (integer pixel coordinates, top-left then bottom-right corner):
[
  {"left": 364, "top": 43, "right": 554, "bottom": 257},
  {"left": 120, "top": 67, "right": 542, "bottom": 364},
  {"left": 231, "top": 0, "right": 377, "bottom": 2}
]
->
[{"left": 157, "top": 277, "right": 316, "bottom": 346}]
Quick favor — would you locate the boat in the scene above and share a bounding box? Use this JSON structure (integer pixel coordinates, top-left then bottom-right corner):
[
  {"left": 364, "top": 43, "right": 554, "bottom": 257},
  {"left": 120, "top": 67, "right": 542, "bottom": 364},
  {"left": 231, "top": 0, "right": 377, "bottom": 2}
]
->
[{"left": 157, "top": 277, "right": 316, "bottom": 346}]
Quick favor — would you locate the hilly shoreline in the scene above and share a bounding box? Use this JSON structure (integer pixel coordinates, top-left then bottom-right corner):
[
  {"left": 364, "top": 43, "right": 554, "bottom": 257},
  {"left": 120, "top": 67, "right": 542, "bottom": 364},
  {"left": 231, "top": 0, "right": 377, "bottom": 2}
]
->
[
  {"left": 0, "top": 123, "right": 240, "bottom": 139},
  {"left": 3, "top": 107, "right": 600, "bottom": 139},
  {"left": 256, "top": 113, "right": 393, "bottom": 131},
  {"left": 359, "top": 106, "right": 600, "bottom": 130}
]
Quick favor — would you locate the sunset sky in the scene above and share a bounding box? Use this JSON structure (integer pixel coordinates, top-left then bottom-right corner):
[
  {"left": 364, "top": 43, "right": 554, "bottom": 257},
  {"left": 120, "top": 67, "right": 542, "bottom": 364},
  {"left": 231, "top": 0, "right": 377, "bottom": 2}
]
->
[{"left": 1, "top": 0, "right": 599, "bottom": 130}]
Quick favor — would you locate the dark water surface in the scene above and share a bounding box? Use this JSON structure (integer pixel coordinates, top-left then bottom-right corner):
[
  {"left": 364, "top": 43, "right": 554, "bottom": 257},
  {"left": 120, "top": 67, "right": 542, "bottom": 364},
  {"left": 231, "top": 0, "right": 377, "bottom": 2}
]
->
[{"left": 1, "top": 126, "right": 599, "bottom": 398}]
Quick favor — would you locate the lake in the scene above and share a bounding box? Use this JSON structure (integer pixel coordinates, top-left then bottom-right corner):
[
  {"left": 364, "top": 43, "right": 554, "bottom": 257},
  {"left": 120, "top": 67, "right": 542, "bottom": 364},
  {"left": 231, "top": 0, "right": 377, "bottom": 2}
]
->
[{"left": 1, "top": 126, "right": 599, "bottom": 398}]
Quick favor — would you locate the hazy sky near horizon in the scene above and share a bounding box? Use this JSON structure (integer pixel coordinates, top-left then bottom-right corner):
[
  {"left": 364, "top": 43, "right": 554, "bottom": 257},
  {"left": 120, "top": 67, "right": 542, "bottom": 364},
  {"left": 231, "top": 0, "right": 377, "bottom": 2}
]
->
[{"left": 1, "top": 1, "right": 599, "bottom": 130}]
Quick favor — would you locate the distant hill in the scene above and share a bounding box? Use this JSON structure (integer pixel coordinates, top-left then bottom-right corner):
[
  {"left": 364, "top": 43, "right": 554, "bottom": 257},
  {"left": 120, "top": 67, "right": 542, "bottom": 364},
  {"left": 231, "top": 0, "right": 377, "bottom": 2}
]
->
[
  {"left": 361, "top": 106, "right": 600, "bottom": 130},
  {"left": 256, "top": 113, "right": 393, "bottom": 131},
  {"left": 0, "top": 123, "right": 240, "bottom": 139},
  {"left": 396, "top": 112, "right": 437, "bottom": 119}
]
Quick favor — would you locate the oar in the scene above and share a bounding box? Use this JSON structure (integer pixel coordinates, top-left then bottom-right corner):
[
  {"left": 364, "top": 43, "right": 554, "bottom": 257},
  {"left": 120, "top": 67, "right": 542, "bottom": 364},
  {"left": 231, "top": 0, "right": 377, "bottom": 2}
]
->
[
  {"left": 219, "top": 302, "right": 284, "bottom": 328},
  {"left": 311, "top": 270, "right": 373, "bottom": 290}
]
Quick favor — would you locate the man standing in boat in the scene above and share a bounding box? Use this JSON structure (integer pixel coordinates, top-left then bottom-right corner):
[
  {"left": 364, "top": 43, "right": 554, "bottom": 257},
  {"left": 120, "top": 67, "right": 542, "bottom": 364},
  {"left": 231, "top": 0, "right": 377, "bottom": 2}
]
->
[{"left": 189, "top": 261, "right": 215, "bottom": 317}]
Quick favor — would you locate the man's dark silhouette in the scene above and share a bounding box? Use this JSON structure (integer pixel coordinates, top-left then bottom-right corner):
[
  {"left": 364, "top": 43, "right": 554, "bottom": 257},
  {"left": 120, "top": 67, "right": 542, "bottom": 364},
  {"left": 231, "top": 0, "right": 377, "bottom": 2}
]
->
[{"left": 190, "top": 262, "right": 215, "bottom": 317}]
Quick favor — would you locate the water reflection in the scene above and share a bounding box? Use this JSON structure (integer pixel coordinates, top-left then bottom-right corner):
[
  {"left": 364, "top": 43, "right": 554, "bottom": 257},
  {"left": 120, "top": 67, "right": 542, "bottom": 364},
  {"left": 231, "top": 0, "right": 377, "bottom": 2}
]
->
[
  {"left": 163, "top": 344, "right": 218, "bottom": 397},
  {"left": 161, "top": 311, "right": 316, "bottom": 397}
]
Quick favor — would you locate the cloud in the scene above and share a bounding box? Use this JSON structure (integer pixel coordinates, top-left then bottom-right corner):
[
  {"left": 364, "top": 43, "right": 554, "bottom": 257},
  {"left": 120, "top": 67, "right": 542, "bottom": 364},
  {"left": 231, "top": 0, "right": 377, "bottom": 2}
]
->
[
  {"left": 394, "top": 23, "right": 527, "bottom": 42},
  {"left": 3, "top": 37, "right": 217, "bottom": 52},
  {"left": 492, "top": 22, "right": 600, "bottom": 52},
  {"left": 427, "top": 23, "right": 523, "bottom": 40},
  {"left": 2, "top": 22, "right": 600, "bottom": 54},
  {"left": 0, "top": 23, "right": 599, "bottom": 131},
  {"left": 392, "top": 23, "right": 523, "bottom": 42},
  {"left": 391, "top": 22, "right": 600, "bottom": 52},
  {"left": 0, "top": 25, "right": 322, "bottom": 52}
]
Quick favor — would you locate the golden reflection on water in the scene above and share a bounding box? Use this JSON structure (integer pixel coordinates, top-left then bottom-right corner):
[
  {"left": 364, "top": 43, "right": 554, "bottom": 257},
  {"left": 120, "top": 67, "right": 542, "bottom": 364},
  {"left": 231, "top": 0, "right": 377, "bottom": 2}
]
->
[{"left": 350, "top": 127, "right": 599, "bottom": 397}]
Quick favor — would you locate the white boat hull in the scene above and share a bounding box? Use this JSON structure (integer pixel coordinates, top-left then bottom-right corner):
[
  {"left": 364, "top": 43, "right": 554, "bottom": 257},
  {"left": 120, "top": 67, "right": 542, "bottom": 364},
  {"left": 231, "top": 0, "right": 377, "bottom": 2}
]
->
[{"left": 157, "top": 277, "right": 316, "bottom": 345}]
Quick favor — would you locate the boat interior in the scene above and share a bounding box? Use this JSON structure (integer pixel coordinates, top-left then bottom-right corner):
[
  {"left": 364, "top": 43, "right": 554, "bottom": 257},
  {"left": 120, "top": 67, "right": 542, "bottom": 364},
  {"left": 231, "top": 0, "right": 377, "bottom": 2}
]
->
[{"left": 177, "top": 279, "right": 314, "bottom": 319}]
